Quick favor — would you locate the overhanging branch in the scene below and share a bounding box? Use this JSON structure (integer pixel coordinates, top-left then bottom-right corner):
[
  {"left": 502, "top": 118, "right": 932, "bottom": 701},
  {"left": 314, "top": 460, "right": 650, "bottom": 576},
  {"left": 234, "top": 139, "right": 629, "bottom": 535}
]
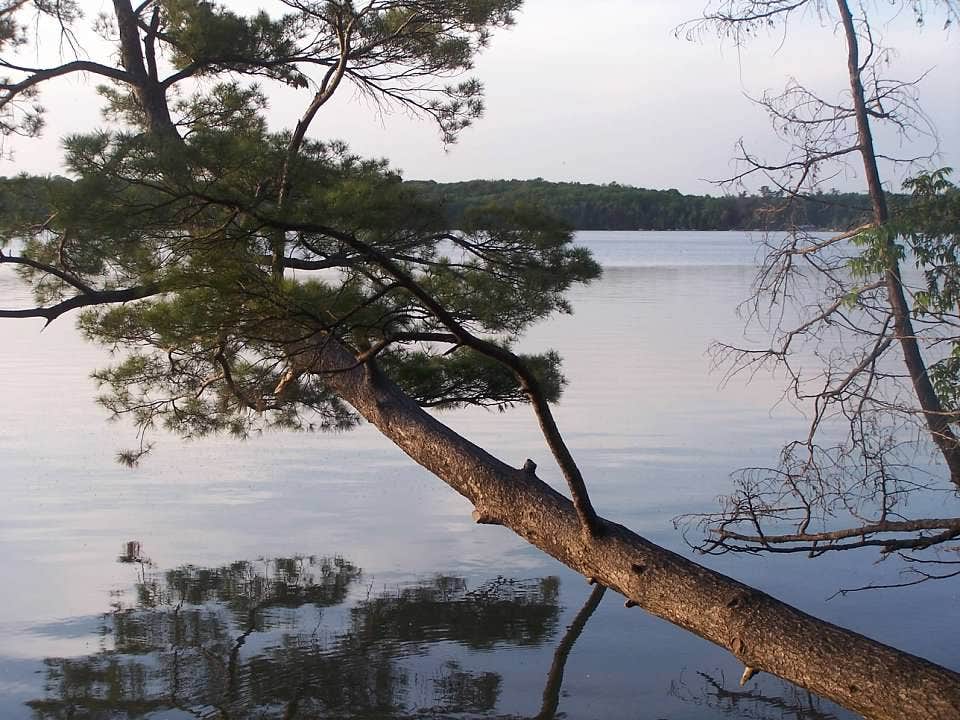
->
[{"left": 0, "top": 282, "right": 160, "bottom": 325}]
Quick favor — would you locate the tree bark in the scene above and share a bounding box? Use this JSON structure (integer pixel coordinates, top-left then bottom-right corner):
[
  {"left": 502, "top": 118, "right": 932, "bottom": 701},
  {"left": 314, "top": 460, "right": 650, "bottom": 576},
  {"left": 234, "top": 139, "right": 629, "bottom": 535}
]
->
[
  {"left": 836, "top": 0, "right": 960, "bottom": 487},
  {"left": 290, "top": 336, "right": 960, "bottom": 720},
  {"left": 112, "top": 0, "right": 176, "bottom": 138}
]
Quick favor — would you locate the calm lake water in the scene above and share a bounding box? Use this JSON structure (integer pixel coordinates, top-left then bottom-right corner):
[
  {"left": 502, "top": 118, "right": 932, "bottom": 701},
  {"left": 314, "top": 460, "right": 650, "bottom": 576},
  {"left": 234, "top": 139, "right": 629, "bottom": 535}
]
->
[{"left": 1, "top": 231, "right": 956, "bottom": 719}]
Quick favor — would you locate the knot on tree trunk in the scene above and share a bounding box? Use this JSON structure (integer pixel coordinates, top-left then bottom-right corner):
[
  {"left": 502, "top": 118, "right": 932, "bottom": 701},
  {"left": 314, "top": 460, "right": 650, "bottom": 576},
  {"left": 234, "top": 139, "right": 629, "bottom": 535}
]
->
[{"left": 471, "top": 508, "right": 502, "bottom": 525}]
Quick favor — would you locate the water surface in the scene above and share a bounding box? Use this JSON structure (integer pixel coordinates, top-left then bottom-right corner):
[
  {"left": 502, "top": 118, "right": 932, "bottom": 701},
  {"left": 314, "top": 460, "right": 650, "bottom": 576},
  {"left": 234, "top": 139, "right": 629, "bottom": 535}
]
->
[{"left": 1, "top": 231, "right": 955, "bottom": 719}]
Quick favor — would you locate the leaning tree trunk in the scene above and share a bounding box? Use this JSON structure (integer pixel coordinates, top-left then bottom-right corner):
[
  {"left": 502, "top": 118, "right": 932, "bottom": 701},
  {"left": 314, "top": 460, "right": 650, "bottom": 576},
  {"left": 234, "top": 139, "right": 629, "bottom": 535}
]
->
[
  {"left": 290, "top": 336, "right": 960, "bottom": 720},
  {"left": 836, "top": 0, "right": 960, "bottom": 487}
]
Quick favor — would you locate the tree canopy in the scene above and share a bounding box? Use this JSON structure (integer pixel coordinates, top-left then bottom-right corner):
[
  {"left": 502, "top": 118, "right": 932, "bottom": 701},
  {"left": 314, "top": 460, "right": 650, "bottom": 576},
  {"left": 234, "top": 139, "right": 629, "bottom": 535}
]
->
[
  {"left": 2, "top": 174, "right": 883, "bottom": 232},
  {"left": 407, "top": 179, "right": 877, "bottom": 231},
  {"left": 0, "top": 0, "right": 600, "bottom": 471}
]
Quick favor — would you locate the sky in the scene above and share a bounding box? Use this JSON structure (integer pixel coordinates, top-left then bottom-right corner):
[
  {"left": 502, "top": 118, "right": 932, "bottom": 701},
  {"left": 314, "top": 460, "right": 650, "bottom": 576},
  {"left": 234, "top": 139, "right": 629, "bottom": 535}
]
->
[{"left": 4, "top": 0, "right": 958, "bottom": 194}]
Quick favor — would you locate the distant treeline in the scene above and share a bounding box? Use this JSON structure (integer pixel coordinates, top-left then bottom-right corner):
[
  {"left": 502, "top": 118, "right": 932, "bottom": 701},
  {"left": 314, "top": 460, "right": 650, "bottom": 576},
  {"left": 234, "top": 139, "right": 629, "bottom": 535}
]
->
[
  {"left": 1, "top": 174, "right": 880, "bottom": 232},
  {"left": 0, "top": 174, "right": 71, "bottom": 226},
  {"left": 406, "top": 179, "right": 879, "bottom": 231}
]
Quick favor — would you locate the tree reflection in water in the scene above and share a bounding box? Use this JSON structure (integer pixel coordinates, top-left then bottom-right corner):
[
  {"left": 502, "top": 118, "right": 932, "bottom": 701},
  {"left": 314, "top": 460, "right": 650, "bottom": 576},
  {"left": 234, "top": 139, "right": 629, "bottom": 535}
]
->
[
  {"left": 26, "top": 546, "right": 842, "bottom": 720},
  {"left": 27, "top": 547, "right": 562, "bottom": 719},
  {"left": 670, "top": 670, "right": 841, "bottom": 720}
]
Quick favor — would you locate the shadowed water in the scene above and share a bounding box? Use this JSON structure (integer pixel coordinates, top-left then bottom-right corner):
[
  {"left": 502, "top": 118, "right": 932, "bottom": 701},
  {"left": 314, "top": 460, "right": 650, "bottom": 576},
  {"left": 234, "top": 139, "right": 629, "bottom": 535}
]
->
[{"left": 0, "top": 231, "right": 955, "bottom": 719}]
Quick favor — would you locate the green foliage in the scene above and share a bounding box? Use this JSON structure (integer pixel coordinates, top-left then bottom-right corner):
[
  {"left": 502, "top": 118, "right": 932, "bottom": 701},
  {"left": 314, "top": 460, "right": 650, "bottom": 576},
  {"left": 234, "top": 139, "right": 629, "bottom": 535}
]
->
[
  {"left": 0, "top": 1, "right": 599, "bottom": 460},
  {"left": 848, "top": 224, "right": 905, "bottom": 278},
  {"left": 407, "top": 179, "right": 878, "bottom": 231},
  {"left": 0, "top": 173, "right": 69, "bottom": 233},
  {"left": 2, "top": 78, "right": 596, "bottom": 456},
  {"left": 382, "top": 348, "right": 565, "bottom": 409},
  {"left": 151, "top": 0, "right": 521, "bottom": 143},
  {"left": 417, "top": 204, "right": 599, "bottom": 335},
  {"left": 848, "top": 168, "right": 960, "bottom": 411},
  {"left": 335, "top": 0, "right": 521, "bottom": 141},
  {"left": 0, "top": 2, "right": 82, "bottom": 136},
  {"left": 897, "top": 168, "right": 960, "bottom": 410},
  {"left": 162, "top": 0, "right": 305, "bottom": 86},
  {"left": 0, "top": 0, "right": 522, "bottom": 150},
  {"left": 3, "top": 173, "right": 884, "bottom": 234},
  {"left": 897, "top": 168, "right": 960, "bottom": 313}
]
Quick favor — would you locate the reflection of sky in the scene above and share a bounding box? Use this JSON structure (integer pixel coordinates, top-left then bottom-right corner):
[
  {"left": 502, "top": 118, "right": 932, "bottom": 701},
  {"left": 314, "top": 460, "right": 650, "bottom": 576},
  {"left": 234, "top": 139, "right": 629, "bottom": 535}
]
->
[
  {"left": 0, "top": 231, "right": 957, "bottom": 719},
  {"left": 571, "top": 230, "right": 768, "bottom": 267}
]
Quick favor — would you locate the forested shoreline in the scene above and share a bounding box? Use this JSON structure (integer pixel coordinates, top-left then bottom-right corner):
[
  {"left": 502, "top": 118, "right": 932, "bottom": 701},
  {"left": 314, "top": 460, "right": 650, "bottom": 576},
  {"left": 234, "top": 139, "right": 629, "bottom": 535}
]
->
[
  {"left": 407, "top": 178, "right": 880, "bottom": 231},
  {"left": 0, "top": 174, "right": 898, "bottom": 232},
  {"left": 0, "top": 175, "right": 71, "bottom": 226}
]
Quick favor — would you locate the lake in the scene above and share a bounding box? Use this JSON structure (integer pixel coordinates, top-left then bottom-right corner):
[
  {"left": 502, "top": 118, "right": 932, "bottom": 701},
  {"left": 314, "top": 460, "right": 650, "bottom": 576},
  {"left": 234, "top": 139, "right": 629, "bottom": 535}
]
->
[{"left": 0, "top": 230, "right": 955, "bottom": 719}]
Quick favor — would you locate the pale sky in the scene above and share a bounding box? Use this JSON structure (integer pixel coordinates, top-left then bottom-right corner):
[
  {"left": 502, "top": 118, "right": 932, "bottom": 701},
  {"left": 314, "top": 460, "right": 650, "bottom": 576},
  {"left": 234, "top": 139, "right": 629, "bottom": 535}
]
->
[{"left": 5, "top": 0, "right": 958, "bottom": 194}]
